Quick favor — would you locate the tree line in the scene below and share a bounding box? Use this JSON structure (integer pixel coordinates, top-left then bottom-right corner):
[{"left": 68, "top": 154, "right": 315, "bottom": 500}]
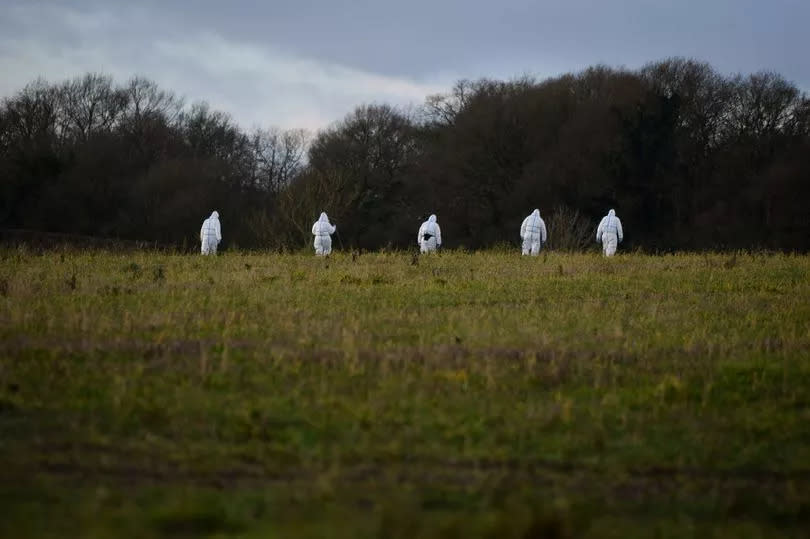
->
[{"left": 1, "top": 58, "right": 808, "bottom": 252}]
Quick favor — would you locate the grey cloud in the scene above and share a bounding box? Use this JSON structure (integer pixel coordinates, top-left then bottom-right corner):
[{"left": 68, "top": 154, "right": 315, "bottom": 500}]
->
[
  {"left": 1, "top": 0, "right": 808, "bottom": 130},
  {"left": 80, "top": 0, "right": 809, "bottom": 83}
]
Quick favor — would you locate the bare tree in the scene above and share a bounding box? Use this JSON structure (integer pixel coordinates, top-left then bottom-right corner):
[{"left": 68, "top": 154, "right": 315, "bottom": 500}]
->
[
  {"left": 545, "top": 206, "right": 595, "bottom": 252},
  {"left": 725, "top": 71, "right": 802, "bottom": 141},
  {"left": 1, "top": 79, "right": 59, "bottom": 145},
  {"left": 116, "top": 77, "right": 184, "bottom": 161},
  {"left": 422, "top": 79, "right": 478, "bottom": 126},
  {"left": 121, "top": 76, "right": 184, "bottom": 126},
  {"left": 250, "top": 127, "right": 309, "bottom": 193},
  {"left": 57, "top": 73, "right": 127, "bottom": 143},
  {"left": 642, "top": 58, "right": 733, "bottom": 151}
]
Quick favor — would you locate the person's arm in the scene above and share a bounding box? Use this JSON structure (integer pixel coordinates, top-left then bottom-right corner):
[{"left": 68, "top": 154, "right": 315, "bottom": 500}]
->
[
  {"left": 435, "top": 224, "right": 442, "bottom": 247},
  {"left": 200, "top": 222, "right": 205, "bottom": 242},
  {"left": 329, "top": 223, "right": 336, "bottom": 234},
  {"left": 216, "top": 221, "right": 222, "bottom": 242},
  {"left": 520, "top": 218, "right": 527, "bottom": 239},
  {"left": 596, "top": 218, "right": 604, "bottom": 243},
  {"left": 541, "top": 220, "right": 547, "bottom": 243},
  {"left": 616, "top": 219, "right": 623, "bottom": 243},
  {"left": 417, "top": 224, "right": 424, "bottom": 245}
]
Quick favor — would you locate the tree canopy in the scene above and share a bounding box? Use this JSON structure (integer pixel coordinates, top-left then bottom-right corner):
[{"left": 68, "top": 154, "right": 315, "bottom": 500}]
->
[{"left": 2, "top": 59, "right": 808, "bottom": 251}]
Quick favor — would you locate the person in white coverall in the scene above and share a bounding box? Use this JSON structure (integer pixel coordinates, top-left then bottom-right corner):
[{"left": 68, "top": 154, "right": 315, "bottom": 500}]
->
[
  {"left": 418, "top": 215, "right": 442, "bottom": 253},
  {"left": 200, "top": 211, "right": 222, "bottom": 255},
  {"left": 596, "top": 209, "right": 623, "bottom": 256},
  {"left": 312, "top": 212, "right": 336, "bottom": 256},
  {"left": 520, "top": 209, "right": 547, "bottom": 256}
]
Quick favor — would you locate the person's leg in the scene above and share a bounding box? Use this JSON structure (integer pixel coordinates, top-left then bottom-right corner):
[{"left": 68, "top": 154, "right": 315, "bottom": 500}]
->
[
  {"left": 323, "top": 237, "right": 332, "bottom": 255},
  {"left": 605, "top": 234, "right": 617, "bottom": 256}
]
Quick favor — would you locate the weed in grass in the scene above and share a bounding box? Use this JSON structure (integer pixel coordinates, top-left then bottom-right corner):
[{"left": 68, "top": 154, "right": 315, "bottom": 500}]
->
[
  {"left": 122, "top": 262, "right": 141, "bottom": 276},
  {"left": 340, "top": 275, "right": 362, "bottom": 285},
  {"left": 65, "top": 273, "right": 77, "bottom": 291}
]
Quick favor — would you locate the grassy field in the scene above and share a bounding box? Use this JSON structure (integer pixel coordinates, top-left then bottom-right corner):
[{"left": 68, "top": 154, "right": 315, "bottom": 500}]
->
[{"left": 1, "top": 248, "right": 809, "bottom": 538}]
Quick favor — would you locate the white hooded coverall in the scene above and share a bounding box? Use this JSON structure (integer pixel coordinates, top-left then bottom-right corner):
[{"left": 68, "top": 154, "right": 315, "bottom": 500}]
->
[
  {"left": 596, "top": 209, "right": 623, "bottom": 256},
  {"left": 520, "top": 209, "right": 547, "bottom": 256},
  {"left": 200, "top": 211, "right": 222, "bottom": 255},
  {"left": 312, "top": 212, "right": 336, "bottom": 255},
  {"left": 418, "top": 215, "right": 442, "bottom": 253}
]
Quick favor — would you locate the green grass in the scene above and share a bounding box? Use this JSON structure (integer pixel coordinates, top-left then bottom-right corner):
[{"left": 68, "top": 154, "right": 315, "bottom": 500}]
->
[{"left": 1, "top": 248, "right": 809, "bottom": 537}]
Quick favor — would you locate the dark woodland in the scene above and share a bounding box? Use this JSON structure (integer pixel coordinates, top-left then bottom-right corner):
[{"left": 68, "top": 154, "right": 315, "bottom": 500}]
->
[{"left": 1, "top": 58, "right": 808, "bottom": 251}]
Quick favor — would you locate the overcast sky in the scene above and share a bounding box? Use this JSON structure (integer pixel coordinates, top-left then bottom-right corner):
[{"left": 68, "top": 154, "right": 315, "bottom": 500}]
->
[{"left": 1, "top": 0, "right": 808, "bottom": 130}]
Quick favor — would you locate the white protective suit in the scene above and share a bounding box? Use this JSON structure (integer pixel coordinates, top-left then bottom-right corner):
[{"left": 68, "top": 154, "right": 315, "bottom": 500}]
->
[
  {"left": 200, "top": 211, "right": 222, "bottom": 255},
  {"left": 596, "top": 209, "right": 623, "bottom": 256},
  {"left": 520, "top": 209, "right": 547, "bottom": 256},
  {"left": 312, "top": 212, "right": 336, "bottom": 256},
  {"left": 418, "top": 215, "right": 442, "bottom": 253}
]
